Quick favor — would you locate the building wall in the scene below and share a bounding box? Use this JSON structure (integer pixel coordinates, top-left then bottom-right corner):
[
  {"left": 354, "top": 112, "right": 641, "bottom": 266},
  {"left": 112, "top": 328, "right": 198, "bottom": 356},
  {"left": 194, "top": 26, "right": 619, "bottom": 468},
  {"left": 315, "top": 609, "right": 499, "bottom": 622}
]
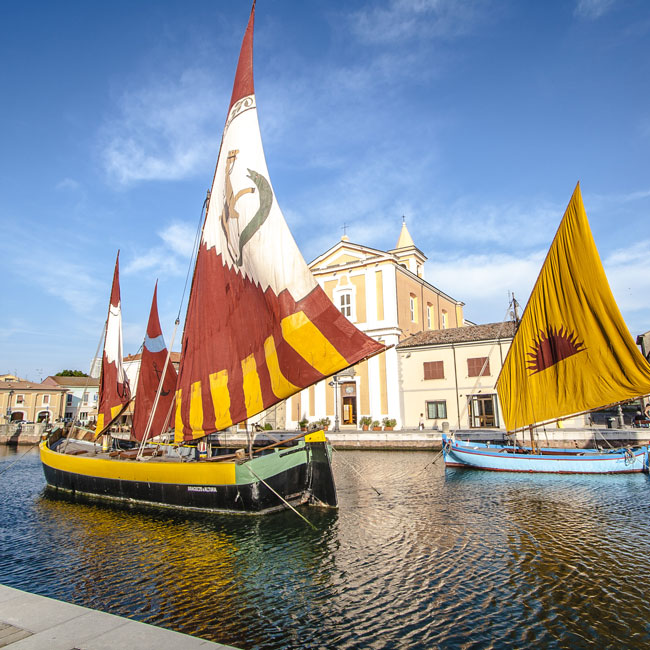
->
[
  {"left": 0, "top": 388, "right": 66, "bottom": 423},
  {"left": 398, "top": 339, "right": 587, "bottom": 430}
]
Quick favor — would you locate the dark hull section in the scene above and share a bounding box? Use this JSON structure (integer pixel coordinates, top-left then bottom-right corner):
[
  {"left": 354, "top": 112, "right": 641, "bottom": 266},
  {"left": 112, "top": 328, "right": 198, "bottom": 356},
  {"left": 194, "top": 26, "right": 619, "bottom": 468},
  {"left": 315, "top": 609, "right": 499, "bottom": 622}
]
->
[
  {"left": 41, "top": 440, "right": 337, "bottom": 515},
  {"left": 307, "top": 441, "right": 338, "bottom": 507}
]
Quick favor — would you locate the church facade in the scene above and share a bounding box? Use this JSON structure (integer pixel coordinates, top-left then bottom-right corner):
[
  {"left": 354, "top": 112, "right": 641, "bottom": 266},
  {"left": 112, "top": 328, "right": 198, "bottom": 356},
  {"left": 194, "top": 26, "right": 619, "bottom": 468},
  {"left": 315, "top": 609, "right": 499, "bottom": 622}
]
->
[{"left": 284, "top": 222, "right": 465, "bottom": 430}]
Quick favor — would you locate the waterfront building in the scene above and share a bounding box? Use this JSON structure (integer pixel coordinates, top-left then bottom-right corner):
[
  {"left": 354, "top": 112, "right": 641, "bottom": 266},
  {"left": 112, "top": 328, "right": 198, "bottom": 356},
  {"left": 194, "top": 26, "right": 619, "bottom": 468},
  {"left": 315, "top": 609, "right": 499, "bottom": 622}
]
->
[
  {"left": 0, "top": 375, "right": 67, "bottom": 423},
  {"left": 397, "top": 321, "right": 587, "bottom": 430},
  {"left": 41, "top": 375, "right": 99, "bottom": 424},
  {"left": 284, "top": 221, "right": 465, "bottom": 430}
]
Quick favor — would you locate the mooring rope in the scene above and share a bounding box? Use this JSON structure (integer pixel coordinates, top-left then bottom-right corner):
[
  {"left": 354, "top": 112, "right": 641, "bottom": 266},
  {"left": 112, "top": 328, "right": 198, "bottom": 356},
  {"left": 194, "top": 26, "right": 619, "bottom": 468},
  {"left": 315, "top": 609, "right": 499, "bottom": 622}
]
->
[
  {"left": 0, "top": 439, "right": 41, "bottom": 478},
  {"left": 331, "top": 446, "right": 382, "bottom": 495},
  {"left": 246, "top": 465, "right": 316, "bottom": 529}
]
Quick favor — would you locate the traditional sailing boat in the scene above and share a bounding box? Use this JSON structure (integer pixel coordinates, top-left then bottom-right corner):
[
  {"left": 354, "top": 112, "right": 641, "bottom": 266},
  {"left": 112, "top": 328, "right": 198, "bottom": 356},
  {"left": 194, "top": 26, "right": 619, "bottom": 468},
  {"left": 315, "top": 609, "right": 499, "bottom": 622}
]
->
[
  {"left": 40, "top": 2, "right": 384, "bottom": 513},
  {"left": 443, "top": 183, "right": 650, "bottom": 473}
]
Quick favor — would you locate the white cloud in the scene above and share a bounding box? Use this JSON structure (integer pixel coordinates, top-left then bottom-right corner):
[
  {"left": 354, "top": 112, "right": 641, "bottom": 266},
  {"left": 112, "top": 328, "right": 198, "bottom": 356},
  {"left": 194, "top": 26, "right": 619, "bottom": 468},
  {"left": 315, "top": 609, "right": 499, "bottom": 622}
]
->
[
  {"left": 427, "top": 251, "right": 544, "bottom": 323},
  {"left": 123, "top": 221, "right": 197, "bottom": 277},
  {"left": 574, "top": 0, "right": 616, "bottom": 20},
  {"left": 101, "top": 69, "right": 225, "bottom": 185},
  {"left": 428, "top": 240, "right": 650, "bottom": 340},
  {"left": 159, "top": 222, "right": 198, "bottom": 258},
  {"left": 349, "top": 0, "right": 486, "bottom": 45},
  {"left": 55, "top": 177, "right": 81, "bottom": 191}
]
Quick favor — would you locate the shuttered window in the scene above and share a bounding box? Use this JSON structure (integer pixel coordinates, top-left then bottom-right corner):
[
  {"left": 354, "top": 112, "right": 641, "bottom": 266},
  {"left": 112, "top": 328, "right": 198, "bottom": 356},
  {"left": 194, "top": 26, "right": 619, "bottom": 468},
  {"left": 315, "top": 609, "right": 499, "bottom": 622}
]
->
[
  {"left": 467, "top": 357, "right": 490, "bottom": 377},
  {"left": 423, "top": 361, "right": 444, "bottom": 380}
]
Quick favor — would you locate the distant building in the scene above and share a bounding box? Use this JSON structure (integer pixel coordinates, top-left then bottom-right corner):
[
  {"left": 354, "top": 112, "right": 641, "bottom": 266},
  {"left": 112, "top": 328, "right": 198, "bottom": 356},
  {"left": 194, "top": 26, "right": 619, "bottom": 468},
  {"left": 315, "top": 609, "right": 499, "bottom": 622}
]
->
[
  {"left": 0, "top": 375, "right": 67, "bottom": 424},
  {"left": 42, "top": 375, "right": 99, "bottom": 425},
  {"left": 397, "top": 321, "right": 589, "bottom": 430},
  {"left": 637, "top": 331, "right": 650, "bottom": 363},
  {"left": 397, "top": 322, "right": 515, "bottom": 430},
  {"left": 284, "top": 221, "right": 466, "bottom": 430}
]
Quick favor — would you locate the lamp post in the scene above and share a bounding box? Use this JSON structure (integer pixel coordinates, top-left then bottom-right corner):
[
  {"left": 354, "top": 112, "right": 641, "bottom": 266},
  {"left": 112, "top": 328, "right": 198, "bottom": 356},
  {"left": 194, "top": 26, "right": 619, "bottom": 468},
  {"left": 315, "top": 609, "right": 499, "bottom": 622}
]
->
[
  {"left": 5, "top": 389, "right": 14, "bottom": 423},
  {"left": 328, "top": 377, "right": 340, "bottom": 432}
]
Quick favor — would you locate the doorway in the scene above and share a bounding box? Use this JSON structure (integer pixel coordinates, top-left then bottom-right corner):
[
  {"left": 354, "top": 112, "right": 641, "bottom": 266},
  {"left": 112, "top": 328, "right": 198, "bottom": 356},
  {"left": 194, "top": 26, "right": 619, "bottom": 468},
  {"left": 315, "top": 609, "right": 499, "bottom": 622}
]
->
[
  {"left": 340, "top": 383, "right": 357, "bottom": 425},
  {"left": 468, "top": 394, "right": 499, "bottom": 428}
]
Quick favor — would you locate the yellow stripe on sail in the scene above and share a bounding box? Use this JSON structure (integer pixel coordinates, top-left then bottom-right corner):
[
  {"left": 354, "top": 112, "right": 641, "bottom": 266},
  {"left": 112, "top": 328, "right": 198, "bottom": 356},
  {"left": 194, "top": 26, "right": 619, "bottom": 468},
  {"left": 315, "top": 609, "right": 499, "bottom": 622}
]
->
[
  {"left": 241, "top": 354, "right": 264, "bottom": 417},
  {"left": 209, "top": 370, "right": 232, "bottom": 430},
  {"left": 96, "top": 413, "right": 104, "bottom": 433},
  {"left": 264, "top": 336, "right": 298, "bottom": 398},
  {"left": 174, "top": 389, "right": 183, "bottom": 444},
  {"left": 281, "top": 311, "right": 348, "bottom": 376},
  {"left": 189, "top": 381, "right": 204, "bottom": 438},
  {"left": 110, "top": 404, "right": 123, "bottom": 419}
]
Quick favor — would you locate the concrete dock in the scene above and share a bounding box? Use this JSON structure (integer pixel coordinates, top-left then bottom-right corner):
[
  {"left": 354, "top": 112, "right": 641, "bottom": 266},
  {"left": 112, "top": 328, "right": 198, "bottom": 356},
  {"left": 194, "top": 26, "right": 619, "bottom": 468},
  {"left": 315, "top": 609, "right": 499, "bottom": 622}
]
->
[{"left": 0, "top": 584, "right": 238, "bottom": 649}]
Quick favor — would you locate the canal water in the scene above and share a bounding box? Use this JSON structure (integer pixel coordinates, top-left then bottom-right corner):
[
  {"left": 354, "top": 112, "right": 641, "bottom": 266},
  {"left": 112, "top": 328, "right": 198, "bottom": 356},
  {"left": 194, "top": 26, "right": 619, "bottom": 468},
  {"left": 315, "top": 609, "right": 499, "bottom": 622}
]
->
[{"left": 1, "top": 446, "right": 650, "bottom": 649}]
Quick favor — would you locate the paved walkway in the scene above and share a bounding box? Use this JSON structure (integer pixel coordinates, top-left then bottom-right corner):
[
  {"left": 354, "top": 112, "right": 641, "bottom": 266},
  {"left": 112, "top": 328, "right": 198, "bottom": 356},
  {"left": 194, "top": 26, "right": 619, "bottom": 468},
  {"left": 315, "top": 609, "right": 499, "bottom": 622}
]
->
[{"left": 0, "top": 584, "right": 238, "bottom": 649}]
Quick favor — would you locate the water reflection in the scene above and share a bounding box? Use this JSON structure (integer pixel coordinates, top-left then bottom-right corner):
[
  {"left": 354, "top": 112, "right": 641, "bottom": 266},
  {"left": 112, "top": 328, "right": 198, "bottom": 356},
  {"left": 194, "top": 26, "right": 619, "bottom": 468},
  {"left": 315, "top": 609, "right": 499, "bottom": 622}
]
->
[{"left": 2, "top": 449, "right": 650, "bottom": 648}]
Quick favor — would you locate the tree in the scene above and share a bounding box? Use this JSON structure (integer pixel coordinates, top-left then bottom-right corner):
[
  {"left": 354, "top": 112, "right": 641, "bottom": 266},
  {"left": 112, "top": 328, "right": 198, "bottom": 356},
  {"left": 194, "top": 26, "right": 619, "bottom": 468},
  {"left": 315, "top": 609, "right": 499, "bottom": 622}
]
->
[{"left": 55, "top": 370, "right": 89, "bottom": 377}]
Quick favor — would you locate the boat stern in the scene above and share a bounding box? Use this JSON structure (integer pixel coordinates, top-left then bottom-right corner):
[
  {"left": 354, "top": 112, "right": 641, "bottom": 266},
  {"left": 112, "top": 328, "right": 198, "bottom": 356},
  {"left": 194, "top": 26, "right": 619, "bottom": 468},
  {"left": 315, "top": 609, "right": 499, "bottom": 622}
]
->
[{"left": 305, "top": 430, "right": 338, "bottom": 508}]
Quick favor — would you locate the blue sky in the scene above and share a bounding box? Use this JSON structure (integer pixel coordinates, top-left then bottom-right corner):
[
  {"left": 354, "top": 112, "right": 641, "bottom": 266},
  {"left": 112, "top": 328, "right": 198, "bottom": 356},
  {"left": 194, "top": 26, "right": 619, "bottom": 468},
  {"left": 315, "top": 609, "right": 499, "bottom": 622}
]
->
[{"left": 1, "top": 0, "right": 649, "bottom": 381}]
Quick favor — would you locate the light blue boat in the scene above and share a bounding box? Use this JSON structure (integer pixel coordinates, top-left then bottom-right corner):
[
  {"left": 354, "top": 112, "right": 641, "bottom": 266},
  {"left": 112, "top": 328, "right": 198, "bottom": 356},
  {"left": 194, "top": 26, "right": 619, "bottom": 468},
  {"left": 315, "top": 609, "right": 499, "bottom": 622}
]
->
[
  {"left": 444, "top": 186, "right": 650, "bottom": 474},
  {"left": 442, "top": 435, "right": 649, "bottom": 474}
]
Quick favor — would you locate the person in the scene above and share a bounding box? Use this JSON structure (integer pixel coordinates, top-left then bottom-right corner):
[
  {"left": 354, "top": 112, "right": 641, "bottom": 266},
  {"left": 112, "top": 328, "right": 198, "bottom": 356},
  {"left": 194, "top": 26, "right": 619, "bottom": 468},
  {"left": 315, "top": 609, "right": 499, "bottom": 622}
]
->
[
  {"left": 633, "top": 409, "right": 644, "bottom": 428},
  {"left": 418, "top": 413, "right": 424, "bottom": 430},
  {"left": 645, "top": 403, "right": 650, "bottom": 420}
]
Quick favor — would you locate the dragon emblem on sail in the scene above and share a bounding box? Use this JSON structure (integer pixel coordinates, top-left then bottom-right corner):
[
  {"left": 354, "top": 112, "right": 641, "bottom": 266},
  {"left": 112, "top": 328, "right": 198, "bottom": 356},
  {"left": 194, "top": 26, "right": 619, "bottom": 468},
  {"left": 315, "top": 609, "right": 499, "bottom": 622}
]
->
[
  {"left": 219, "top": 149, "right": 273, "bottom": 266},
  {"left": 526, "top": 325, "right": 586, "bottom": 374}
]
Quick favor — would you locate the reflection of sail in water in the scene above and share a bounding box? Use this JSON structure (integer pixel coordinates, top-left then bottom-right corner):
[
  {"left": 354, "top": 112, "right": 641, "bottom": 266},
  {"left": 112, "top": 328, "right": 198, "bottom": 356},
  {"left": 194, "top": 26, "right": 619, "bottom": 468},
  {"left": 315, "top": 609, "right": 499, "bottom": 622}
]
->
[{"left": 36, "top": 492, "right": 339, "bottom": 640}]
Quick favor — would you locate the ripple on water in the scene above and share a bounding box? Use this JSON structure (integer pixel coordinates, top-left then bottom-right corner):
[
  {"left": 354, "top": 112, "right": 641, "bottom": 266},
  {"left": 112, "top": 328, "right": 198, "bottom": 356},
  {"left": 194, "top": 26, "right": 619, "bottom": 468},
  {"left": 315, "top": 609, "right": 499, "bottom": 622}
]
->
[{"left": 2, "top": 448, "right": 650, "bottom": 648}]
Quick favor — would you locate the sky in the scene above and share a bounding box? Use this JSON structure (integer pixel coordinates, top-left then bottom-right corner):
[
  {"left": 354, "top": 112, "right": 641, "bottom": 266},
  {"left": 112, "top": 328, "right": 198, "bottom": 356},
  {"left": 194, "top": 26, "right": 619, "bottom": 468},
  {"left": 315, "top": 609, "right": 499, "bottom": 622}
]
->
[{"left": 1, "top": 0, "right": 649, "bottom": 382}]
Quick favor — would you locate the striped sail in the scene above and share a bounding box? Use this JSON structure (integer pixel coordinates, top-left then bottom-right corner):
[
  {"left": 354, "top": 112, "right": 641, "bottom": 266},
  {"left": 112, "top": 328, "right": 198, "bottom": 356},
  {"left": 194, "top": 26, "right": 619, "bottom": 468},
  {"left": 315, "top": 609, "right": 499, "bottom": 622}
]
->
[
  {"left": 96, "top": 252, "right": 131, "bottom": 434},
  {"left": 174, "top": 3, "right": 384, "bottom": 442}
]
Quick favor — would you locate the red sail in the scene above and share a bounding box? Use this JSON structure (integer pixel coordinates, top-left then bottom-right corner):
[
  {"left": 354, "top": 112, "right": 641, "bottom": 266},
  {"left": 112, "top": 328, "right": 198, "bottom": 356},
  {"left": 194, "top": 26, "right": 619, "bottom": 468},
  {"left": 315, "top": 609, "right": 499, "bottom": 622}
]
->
[
  {"left": 131, "top": 284, "right": 178, "bottom": 442},
  {"left": 174, "top": 3, "right": 384, "bottom": 442},
  {"left": 96, "top": 252, "right": 131, "bottom": 433}
]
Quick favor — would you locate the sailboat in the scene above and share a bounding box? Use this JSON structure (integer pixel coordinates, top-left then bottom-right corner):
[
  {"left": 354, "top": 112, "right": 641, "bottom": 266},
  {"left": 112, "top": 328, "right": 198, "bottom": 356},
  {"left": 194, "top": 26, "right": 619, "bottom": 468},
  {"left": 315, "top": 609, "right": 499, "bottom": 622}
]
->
[
  {"left": 443, "top": 183, "right": 650, "bottom": 473},
  {"left": 40, "top": 2, "right": 385, "bottom": 513}
]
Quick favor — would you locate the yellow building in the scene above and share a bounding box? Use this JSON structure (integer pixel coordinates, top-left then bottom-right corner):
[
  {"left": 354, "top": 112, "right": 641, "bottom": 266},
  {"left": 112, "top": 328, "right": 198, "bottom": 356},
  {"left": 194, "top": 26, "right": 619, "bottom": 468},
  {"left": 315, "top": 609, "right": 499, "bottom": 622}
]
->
[
  {"left": 285, "top": 222, "right": 465, "bottom": 430},
  {"left": 0, "top": 375, "right": 67, "bottom": 423}
]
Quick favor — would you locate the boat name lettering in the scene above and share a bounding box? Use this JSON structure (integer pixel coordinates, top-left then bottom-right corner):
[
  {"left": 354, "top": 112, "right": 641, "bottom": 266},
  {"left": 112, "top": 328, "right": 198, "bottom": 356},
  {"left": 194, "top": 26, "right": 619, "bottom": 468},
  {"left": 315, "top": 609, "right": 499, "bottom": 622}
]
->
[{"left": 187, "top": 486, "right": 218, "bottom": 493}]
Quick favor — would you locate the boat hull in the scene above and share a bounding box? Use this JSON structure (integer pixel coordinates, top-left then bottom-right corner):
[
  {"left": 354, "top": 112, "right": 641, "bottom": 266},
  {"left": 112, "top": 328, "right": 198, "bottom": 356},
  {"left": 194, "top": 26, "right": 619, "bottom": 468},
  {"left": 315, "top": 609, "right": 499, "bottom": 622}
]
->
[
  {"left": 40, "top": 433, "right": 337, "bottom": 514},
  {"left": 442, "top": 435, "right": 649, "bottom": 474}
]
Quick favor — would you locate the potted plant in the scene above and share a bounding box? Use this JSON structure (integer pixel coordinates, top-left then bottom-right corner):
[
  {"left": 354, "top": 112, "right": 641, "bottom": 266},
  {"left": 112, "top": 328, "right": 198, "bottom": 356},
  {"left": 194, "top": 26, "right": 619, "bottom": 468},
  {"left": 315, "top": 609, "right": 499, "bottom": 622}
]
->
[
  {"left": 359, "top": 416, "right": 372, "bottom": 431},
  {"left": 299, "top": 418, "right": 309, "bottom": 432},
  {"left": 383, "top": 417, "right": 396, "bottom": 431},
  {"left": 371, "top": 420, "right": 381, "bottom": 431},
  {"left": 320, "top": 416, "right": 331, "bottom": 431}
]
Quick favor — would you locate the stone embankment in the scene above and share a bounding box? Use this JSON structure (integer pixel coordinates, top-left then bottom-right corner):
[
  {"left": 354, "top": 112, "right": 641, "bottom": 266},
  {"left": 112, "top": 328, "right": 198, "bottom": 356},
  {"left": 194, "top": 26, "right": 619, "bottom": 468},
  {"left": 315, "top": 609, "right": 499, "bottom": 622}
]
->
[{"left": 3, "top": 423, "right": 649, "bottom": 450}]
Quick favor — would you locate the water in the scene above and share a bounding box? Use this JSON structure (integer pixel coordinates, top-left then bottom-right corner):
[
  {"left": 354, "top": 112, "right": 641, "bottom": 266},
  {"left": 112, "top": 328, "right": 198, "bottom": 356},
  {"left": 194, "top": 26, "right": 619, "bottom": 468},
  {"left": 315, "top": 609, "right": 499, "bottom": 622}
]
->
[{"left": 2, "top": 446, "right": 650, "bottom": 649}]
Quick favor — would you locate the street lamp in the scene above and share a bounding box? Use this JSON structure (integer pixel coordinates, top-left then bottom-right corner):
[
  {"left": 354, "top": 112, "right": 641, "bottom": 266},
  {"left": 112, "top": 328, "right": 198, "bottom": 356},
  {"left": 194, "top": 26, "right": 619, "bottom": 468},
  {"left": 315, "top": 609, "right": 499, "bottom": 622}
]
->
[
  {"left": 6, "top": 390, "right": 13, "bottom": 423},
  {"left": 328, "top": 378, "right": 340, "bottom": 432}
]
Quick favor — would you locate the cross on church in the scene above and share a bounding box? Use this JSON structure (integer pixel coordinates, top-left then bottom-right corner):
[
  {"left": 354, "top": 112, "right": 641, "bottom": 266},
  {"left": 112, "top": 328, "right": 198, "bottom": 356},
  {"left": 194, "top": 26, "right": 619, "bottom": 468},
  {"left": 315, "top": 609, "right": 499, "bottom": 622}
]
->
[{"left": 342, "top": 223, "right": 349, "bottom": 236}]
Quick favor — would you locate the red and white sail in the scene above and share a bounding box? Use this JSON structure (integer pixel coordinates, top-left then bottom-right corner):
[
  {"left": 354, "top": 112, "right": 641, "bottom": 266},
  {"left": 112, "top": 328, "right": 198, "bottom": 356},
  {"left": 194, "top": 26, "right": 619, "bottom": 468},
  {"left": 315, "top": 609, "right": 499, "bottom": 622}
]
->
[
  {"left": 132, "top": 283, "right": 178, "bottom": 442},
  {"left": 174, "top": 3, "right": 384, "bottom": 442},
  {"left": 96, "top": 252, "right": 131, "bottom": 434}
]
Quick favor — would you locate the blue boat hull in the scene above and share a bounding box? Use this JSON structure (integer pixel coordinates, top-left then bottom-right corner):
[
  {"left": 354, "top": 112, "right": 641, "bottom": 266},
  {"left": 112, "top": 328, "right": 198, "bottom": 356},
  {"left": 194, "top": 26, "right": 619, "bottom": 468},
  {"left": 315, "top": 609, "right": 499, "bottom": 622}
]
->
[{"left": 442, "top": 435, "right": 649, "bottom": 474}]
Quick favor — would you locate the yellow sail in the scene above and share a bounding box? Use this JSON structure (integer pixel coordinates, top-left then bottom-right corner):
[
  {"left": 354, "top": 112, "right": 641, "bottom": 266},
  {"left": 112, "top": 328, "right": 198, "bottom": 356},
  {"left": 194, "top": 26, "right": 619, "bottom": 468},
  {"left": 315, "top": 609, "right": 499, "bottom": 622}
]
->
[{"left": 496, "top": 183, "right": 650, "bottom": 431}]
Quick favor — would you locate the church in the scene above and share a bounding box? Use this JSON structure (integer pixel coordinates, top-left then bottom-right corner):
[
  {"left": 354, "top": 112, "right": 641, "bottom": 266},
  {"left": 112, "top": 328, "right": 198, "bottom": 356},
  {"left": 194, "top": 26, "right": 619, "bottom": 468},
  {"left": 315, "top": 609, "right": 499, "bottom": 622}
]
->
[{"left": 284, "top": 220, "right": 465, "bottom": 430}]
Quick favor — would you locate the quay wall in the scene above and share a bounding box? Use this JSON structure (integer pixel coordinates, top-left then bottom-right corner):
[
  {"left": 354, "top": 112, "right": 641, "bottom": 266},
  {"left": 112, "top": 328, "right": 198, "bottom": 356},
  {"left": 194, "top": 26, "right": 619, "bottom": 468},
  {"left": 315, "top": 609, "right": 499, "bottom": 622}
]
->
[{"left": 3, "top": 423, "right": 649, "bottom": 450}]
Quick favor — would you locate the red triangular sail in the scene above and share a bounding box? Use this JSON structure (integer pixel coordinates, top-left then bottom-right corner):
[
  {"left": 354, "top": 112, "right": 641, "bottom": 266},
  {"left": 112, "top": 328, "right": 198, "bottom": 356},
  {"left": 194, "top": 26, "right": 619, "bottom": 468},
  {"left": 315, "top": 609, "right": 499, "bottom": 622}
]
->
[{"left": 132, "top": 284, "right": 178, "bottom": 442}]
